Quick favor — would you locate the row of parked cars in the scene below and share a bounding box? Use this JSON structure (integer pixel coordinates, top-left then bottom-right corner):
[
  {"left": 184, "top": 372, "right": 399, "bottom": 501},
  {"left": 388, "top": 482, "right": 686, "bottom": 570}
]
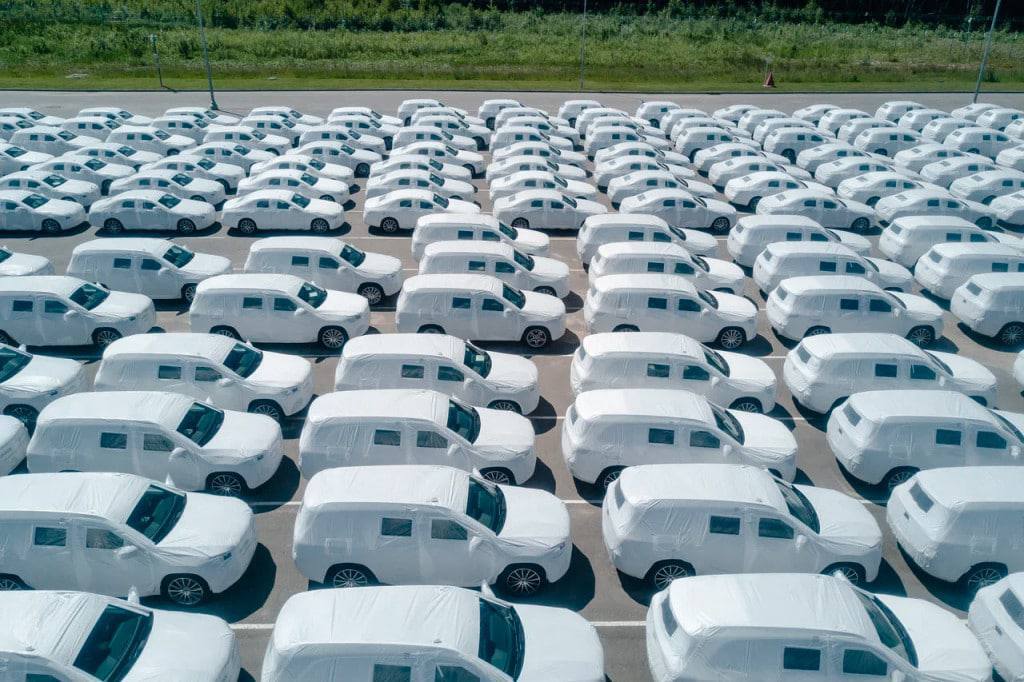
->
[{"left": 2, "top": 95, "right": 1024, "bottom": 681}]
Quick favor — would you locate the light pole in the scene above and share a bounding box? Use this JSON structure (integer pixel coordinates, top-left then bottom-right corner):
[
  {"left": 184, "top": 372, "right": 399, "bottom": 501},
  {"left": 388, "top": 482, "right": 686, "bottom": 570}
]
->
[
  {"left": 972, "top": 0, "right": 1003, "bottom": 104},
  {"left": 578, "top": 0, "right": 588, "bottom": 91},
  {"left": 195, "top": 0, "right": 218, "bottom": 110}
]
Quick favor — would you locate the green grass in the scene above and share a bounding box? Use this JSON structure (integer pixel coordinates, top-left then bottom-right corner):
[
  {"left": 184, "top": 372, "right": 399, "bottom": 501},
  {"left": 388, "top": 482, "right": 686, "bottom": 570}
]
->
[{"left": 2, "top": 14, "right": 1022, "bottom": 92}]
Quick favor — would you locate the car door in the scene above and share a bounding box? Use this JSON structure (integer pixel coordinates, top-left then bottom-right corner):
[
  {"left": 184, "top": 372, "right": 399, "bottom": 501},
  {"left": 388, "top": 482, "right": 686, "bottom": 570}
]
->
[
  {"left": 236, "top": 294, "right": 269, "bottom": 340},
  {"left": 270, "top": 294, "right": 310, "bottom": 342},
  {"left": 79, "top": 524, "right": 155, "bottom": 598},
  {"left": 866, "top": 297, "right": 898, "bottom": 334},
  {"left": 477, "top": 296, "right": 509, "bottom": 341},
  {"left": 7, "top": 296, "right": 43, "bottom": 344},
  {"left": 745, "top": 512, "right": 810, "bottom": 574},
  {"left": 42, "top": 296, "right": 89, "bottom": 345},
  {"left": 420, "top": 514, "right": 488, "bottom": 586},
  {"left": 698, "top": 512, "right": 747, "bottom": 574},
  {"left": 676, "top": 294, "right": 707, "bottom": 338},
  {"left": 139, "top": 256, "right": 178, "bottom": 299},
  {"left": 834, "top": 295, "right": 862, "bottom": 332},
  {"left": 275, "top": 199, "right": 299, "bottom": 230}
]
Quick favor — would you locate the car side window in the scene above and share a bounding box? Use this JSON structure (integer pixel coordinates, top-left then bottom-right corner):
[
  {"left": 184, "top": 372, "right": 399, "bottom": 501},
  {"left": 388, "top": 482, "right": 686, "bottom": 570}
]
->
[
  {"left": 709, "top": 515, "right": 740, "bottom": 535},
  {"left": 481, "top": 298, "right": 504, "bottom": 312},
  {"left": 435, "top": 666, "right": 480, "bottom": 682},
  {"left": 374, "top": 664, "right": 412, "bottom": 682},
  {"left": 648, "top": 428, "right": 674, "bottom": 445},
  {"left": 457, "top": 230, "right": 473, "bottom": 240},
  {"left": 874, "top": 363, "right": 897, "bottom": 378},
  {"left": 674, "top": 262, "right": 694, "bottom": 275},
  {"left": 43, "top": 300, "right": 67, "bottom": 314},
  {"left": 682, "top": 365, "right": 710, "bottom": 381},
  {"left": 113, "top": 257, "right": 131, "bottom": 269},
  {"left": 33, "top": 527, "right": 66, "bottom": 547},
  {"left": 839, "top": 298, "right": 859, "bottom": 311},
  {"left": 11, "top": 300, "right": 33, "bottom": 312},
  {"left": 677, "top": 298, "right": 701, "bottom": 312},
  {"left": 451, "top": 297, "right": 471, "bottom": 310},
  {"left": 373, "top": 429, "right": 401, "bottom": 446},
  {"left": 157, "top": 365, "right": 181, "bottom": 380},
  {"left": 842, "top": 649, "right": 887, "bottom": 676},
  {"left": 868, "top": 299, "right": 891, "bottom": 313},
  {"left": 431, "top": 519, "right": 467, "bottom": 540},
  {"left": 380, "top": 518, "right": 412, "bottom": 537},
  {"left": 468, "top": 260, "right": 486, "bottom": 272},
  {"left": 495, "top": 261, "right": 515, "bottom": 274},
  {"left": 783, "top": 647, "right": 821, "bottom": 672},
  {"left": 758, "top": 518, "right": 794, "bottom": 539},
  {"left": 935, "top": 429, "right": 962, "bottom": 446},
  {"left": 647, "top": 297, "right": 667, "bottom": 310},
  {"left": 846, "top": 262, "right": 866, "bottom": 274},
  {"left": 647, "top": 261, "right": 665, "bottom": 273},
  {"left": 977, "top": 431, "right": 1007, "bottom": 449},
  {"left": 401, "top": 364, "right": 425, "bottom": 379},
  {"left": 85, "top": 528, "right": 124, "bottom": 550},
  {"left": 909, "top": 364, "right": 935, "bottom": 380},
  {"left": 242, "top": 296, "right": 263, "bottom": 310},
  {"left": 291, "top": 255, "right": 310, "bottom": 267},
  {"left": 647, "top": 363, "right": 670, "bottom": 378},
  {"left": 417, "top": 431, "right": 448, "bottom": 449},
  {"left": 100, "top": 432, "right": 127, "bottom": 449},
  {"left": 627, "top": 230, "right": 643, "bottom": 241},
  {"left": 194, "top": 366, "right": 222, "bottom": 382},
  {"left": 319, "top": 258, "right": 339, "bottom": 270},
  {"left": 690, "top": 430, "right": 720, "bottom": 448},
  {"left": 819, "top": 261, "right": 837, "bottom": 272},
  {"left": 437, "top": 366, "right": 464, "bottom": 382},
  {"left": 143, "top": 434, "right": 174, "bottom": 452},
  {"left": 273, "top": 297, "right": 298, "bottom": 312}
]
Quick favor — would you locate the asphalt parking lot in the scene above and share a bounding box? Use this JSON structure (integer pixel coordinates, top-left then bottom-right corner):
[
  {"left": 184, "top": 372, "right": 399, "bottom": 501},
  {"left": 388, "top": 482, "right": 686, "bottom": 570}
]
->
[{"left": 6, "top": 90, "right": 1024, "bottom": 681}]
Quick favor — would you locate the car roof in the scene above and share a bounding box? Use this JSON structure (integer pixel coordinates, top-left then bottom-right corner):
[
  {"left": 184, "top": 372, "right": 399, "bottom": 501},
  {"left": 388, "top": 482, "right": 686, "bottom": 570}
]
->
[
  {"left": 417, "top": 212, "right": 498, "bottom": 228},
  {"left": 735, "top": 214, "right": 821, "bottom": 229},
  {"left": 573, "top": 388, "right": 712, "bottom": 422},
  {"left": 595, "top": 241, "right": 688, "bottom": 258},
  {"left": 0, "top": 275, "right": 85, "bottom": 296},
  {"left": 197, "top": 273, "right": 304, "bottom": 294},
  {"left": 102, "top": 332, "right": 236, "bottom": 360},
  {"left": 0, "top": 472, "right": 146, "bottom": 519},
  {"left": 591, "top": 273, "right": 699, "bottom": 295},
  {"left": 423, "top": 240, "right": 513, "bottom": 257},
  {"left": 763, "top": 241, "right": 853, "bottom": 257},
  {"left": 402, "top": 273, "right": 503, "bottom": 294},
  {"left": 72, "top": 237, "right": 172, "bottom": 256},
  {"left": 38, "top": 391, "right": 193, "bottom": 425},
  {"left": 928, "top": 242, "right": 1021, "bottom": 258},
  {"left": 232, "top": 188, "right": 295, "bottom": 202},
  {"left": 303, "top": 465, "right": 467, "bottom": 511},
  {"left": 581, "top": 331, "right": 704, "bottom": 359},
  {"left": 799, "top": 332, "right": 918, "bottom": 358},
  {"left": 966, "top": 272, "right": 1024, "bottom": 291},
  {"left": 890, "top": 215, "right": 975, "bottom": 230},
  {"left": 778, "top": 275, "right": 880, "bottom": 294},
  {"left": 846, "top": 390, "right": 992, "bottom": 421},
  {"left": 666, "top": 574, "right": 875, "bottom": 641},
  {"left": 308, "top": 389, "right": 447, "bottom": 423},
  {"left": 915, "top": 467, "right": 1024, "bottom": 508},
  {"left": 342, "top": 333, "right": 463, "bottom": 360},
  {"left": 619, "top": 463, "right": 784, "bottom": 509},
  {"left": 583, "top": 213, "right": 667, "bottom": 229},
  {"left": 248, "top": 236, "right": 344, "bottom": 253}
]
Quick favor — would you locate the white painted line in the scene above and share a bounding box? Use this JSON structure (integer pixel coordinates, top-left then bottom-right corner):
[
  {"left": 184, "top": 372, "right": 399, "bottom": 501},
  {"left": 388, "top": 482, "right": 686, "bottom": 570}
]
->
[
  {"left": 231, "top": 620, "right": 647, "bottom": 631},
  {"left": 564, "top": 499, "right": 603, "bottom": 505},
  {"left": 230, "top": 623, "right": 275, "bottom": 631},
  {"left": 250, "top": 500, "right": 300, "bottom": 508}
]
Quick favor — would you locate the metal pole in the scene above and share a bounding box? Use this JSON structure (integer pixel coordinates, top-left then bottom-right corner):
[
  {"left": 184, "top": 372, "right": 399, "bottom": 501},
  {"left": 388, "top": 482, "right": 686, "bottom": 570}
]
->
[
  {"left": 578, "top": 0, "right": 588, "bottom": 92},
  {"left": 149, "top": 34, "right": 164, "bottom": 89},
  {"left": 195, "top": 0, "right": 218, "bottom": 109},
  {"left": 972, "top": 0, "right": 1003, "bottom": 104}
]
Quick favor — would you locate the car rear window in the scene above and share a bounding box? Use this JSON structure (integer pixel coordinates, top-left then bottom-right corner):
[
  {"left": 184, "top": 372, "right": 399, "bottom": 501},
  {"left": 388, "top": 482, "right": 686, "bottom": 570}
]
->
[
  {"left": 843, "top": 403, "right": 861, "bottom": 427},
  {"left": 928, "top": 251, "right": 942, "bottom": 263},
  {"left": 796, "top": 346, "right": 811, "bottom": 364},
  {"left": 999, "top": 589, "right": 1024, "bottom": 629},
  {"left": 909, "top": 482, "right": 933, "bottom": 512},
  {"left": 965, "top": 282, "right": 982, "bottom": 296}
]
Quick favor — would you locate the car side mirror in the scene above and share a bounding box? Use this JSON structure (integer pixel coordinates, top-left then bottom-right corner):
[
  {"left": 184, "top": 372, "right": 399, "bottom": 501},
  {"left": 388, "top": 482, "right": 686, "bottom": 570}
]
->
[
  {"left": 710, "top": 376, "right": 720, "bottom": 387},
  {"left": 890, "top": 671, "right": 907, "bottom": 682},
  {"left": 170, "top": 447, "right": 188, "bottom": 459},
  {"left": 469, "top": 536, "right": 483, "bottom": 551},
  {"left": 64, "top": 309, "right": 79, "bottom": 319},
  {"left": 294, "top": 308, "right": 305, "bottom": 316},
  {"left": 721, "top": 444, "right": 733, "bottom": 457},
  {"left": 217, "top": 377, "right": 233, "bottom": 387},
  {"left": 937, "top": 375, "right": 947, "bottom": 387},
  {"left": 116, "top": 545, "right": 139, "bottom": 559},
  {"left": 1011, "top": 445, "right": 1022, "bottom": 459},
  {"left": 795, "top": 534, "right": 808, "bottom": 551}
]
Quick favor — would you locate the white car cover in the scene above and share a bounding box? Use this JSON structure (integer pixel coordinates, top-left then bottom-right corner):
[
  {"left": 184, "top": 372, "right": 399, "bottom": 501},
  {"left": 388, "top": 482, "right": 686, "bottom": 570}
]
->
[{"left": 968, "top": 573, "right": 1024, "bottom": 682}]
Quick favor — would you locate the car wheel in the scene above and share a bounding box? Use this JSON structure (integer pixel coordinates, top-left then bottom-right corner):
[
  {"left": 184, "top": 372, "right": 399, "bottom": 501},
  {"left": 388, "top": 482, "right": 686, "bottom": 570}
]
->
[
  {"left": 190, "top": 195, "right": 205, "bottom": 202},
  {"left": 824, "top": 563, "right": 866, "bottom": 585},
  {"left": 711, "top": 216, "right": 730, "bottom": 233},
  {"left": 874, "top": 148, "right": 887, "bottom": 156},
  {"left": 963, "top": 564, "right": 1007, "bottom": 594},
  {"left": 600, "top": 466, "right": 625, "bottom": 490},
  {"left": 176, "top": 218, "right": 197, "bottom": 235},
  {"left": 747, "top": 196, "right": 761, "bottom": 211},
  {"left": 729, "top": 398, "right": 763, "bottom": 413},
  {"left": 647, "top": 561, "right": 693, "bottom": 591},
  {"left": 967, "top": 148, "right": 980, "bottom": 155},
  {"left": 218, "top": 179, "right": 231, "bottom": 193},
  {"left": 103, "top": 218, "right": 124, "bottom": 233},
  {"left": 357, "top": 283, "right": 385, "bottom": 306},
  {"left": 998, "top": 322, "right": 1024, "bottom": 346},
  {"left": 716, "top": 327, "right": 746, "bottom": 350},
  {"left": 210, "top": 326, "right": 240, "bottom": 340},
  {"left": 866, "top": 196, "right": 880, "bottom": 207},
  {"left": 320, "top": 194, "right": 335, "bottom": 202},
  {"left": 355, "top": 163, "right": 370, "bottom": 178},
  {"left": 310, "top": 218, "right": 330, "bottom": 233},
  {"left": 162, "top": 574, "right": 208, "bottom": 606},
  {"left": 982, "top": 195, "right": 996, "bottom": 205},
  {"left": 486, "top": 117, "right": 495, "bottom": 129},
  {"left": 249, "top": 400, "right": 284, "bottom": 423},
  {"left": 805, "top": 326, "right": 831, "bottom": 338},
  {"left": 500, "top": 565, "right": 545, "bottom": 596},
  {"left": 463, "top": 163, "right": 476, "bottom": 176},
  {"left": 181, "top": 284, "right": 197, "bottom": 303},
  {"left": 883, "top": 467, "right": 919, "bottom": 493},
  {"left": 5, "top": 405, "right": 39, "bottom": 431},
  {"left": 782, "top": 149, "right": 796, "bottom": 164},
  {"left": 207, "top": 472, "right": 246, "bottom": 496},
  {"left": 851, "top": 217, "right": 870, "bottom": 232},
  {"left": 480, "top": 468, "right": 514, "bottom": 485},
  {"left": 327, "top": 564, "right": 374, "bottom": 588},
  {"left": 487, "top": 399, "right": 522, "bottom": 413},
  {"left": 0, "top": 575, "right": 26, "bottom": 591},
  {"left": 379, "top": 217, "right": 400, "bottom": 233},
  {"left": 101, "top": 179, "right": 112, "bottom": 195},
  {"left": 510, "top": 218, "right": 529, "bottom": 229},
  {"left": 475, "top": 137, "right": 486, "bottom": 151},
  {"left": 534, "top": 286, "right": 557, "bottom": 296},
  {"left": 318, "top": 326, "right": 349, "bottom": 350},
  {"left": 40, "top": 218, "right": 61, "bottom": 233},
  {"left": 92, "top": 328, "right": 122, "bottom": 347},
  {"left": 418, "top": 324, "right": 444, "bottom": 334},
  {"left": 976, "top": 217, "right": 993, "bottom": 230},
  {"left": 522, "top": 326, "right": 550, "bottom": 349},
  {"left": 613, "top": 325, "right": 639, "bottom": 332},
  {"left": 237, "top": 218, "right": 258, "bottom": 234},
  {"left": 906, "top": 326, "right": 935, "bottom": 347}
]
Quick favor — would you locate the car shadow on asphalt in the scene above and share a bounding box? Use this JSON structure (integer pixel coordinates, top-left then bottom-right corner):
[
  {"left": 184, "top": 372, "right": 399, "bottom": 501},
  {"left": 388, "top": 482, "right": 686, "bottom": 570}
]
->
[
  {"left": 958, "top": 321, "right": 1024, "bottom": 353},
  {"left": 226, "top": 222, "right": 351, "bottom": 238},
  {"left": 246, "top": 457, "right": 300, "bottom": 512},
  {"left": 504, "top": 546, "right": 596, "bottom": 612},
  {"left": 897, "top": 545, "right": 972, "bottom": 611},
  {"left": 737, "top": 333, "right": 775, "bottom": 357},
  {"left": 95, "top": 222, "right": 224, "bottom": 238},
  {"left": 523, "top": 457, "right": 556, "bottom": 494}
]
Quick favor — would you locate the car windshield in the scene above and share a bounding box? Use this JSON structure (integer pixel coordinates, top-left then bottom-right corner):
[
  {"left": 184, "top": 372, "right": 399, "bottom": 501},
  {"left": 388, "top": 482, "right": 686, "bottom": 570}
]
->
[
  {"left": 992, "top": 411, "right": 1024, "bottom": 443},
  {"left": 232, "top": 145, "right": 250, "bottom": 155},
  {"left": 444, "top": 145, "right": 458, "bottom": 155},
  {"left": 162, "top": 244, "right": 194, "bottom": 268},
  {"left": 307, "top": 158, "right": 325, "bottom": 170},
  {"left": 299, "top": 173, "right": 318, "bottom": 185},
  {"left": 512, "top": 249, "right": 534, "bottom": 271},
  {"left": 5, "top": 146, "right": 27, "bottom": 157},
  {"left": 125, "top": 484, "right": 186, "bottom": 543},
  {"left": 23, "top": 193, "right": 49, "bottom": 209},
  {"left": 698, "top": 289, "right": 719, "bottom": 309},
  {"left": 447, "top": 398, "right": 481, "bottom": 442},
  {"left": 84, "top": 158, "right": 106, "bottom": 170},
  {"left": 552, "top": 175, "right": 567, "bottom": 187},
  {"left": 0, "top": 345, "right": 31, "bottom": 382},
  {"left": 702, "top": 346, "right": 730, "bottom": 376},
  {"left": 171, "top": 173, "right": 192, "bottom": 186},
  {"left": 340, "top": 144, "right": 356, "bottom": 154},
  {"left": 478, "top": 599, "right": 525, "bottom": 678},
  {"left": 854, "top": 591, "right": 918, "bottom": 666},
  {"left": 334, "top": 243, "right": 366, "bottom": 267},
  {"left": 712, "top": 405, "right": 744, "bottom": 443},
  {"left": 291, "top": 193, "right": 310, "bottom": 208},
  {"left": 297, "top": 281, "right": 327, "bottom": 308},
  {"left": 157, "top": 194, "right": 180, "bottom": 209},
  {"left": 502, "top": 283, "right": 526, "bottom": 309},
  {"left": 0, "top": 248, "right": 9, "bottom": 262},
  {"left": 498, "top": 222, "right": 518, "bottom": 239},
  {"left": 218, "top": 342, "right": 262, "bottom": 378},
  {"left": 433, "top": 193, "right": 449, "bottom": 208},
  {"left": 428, "top": 173, "right": 446, "bottom": 186},
  {"left": 114, "top": 146, "right": 137, "bottom": 156},
  {"left": 668, "top": 226, "right": 687, "bottom": 241},
  {"left": 43, "top": 174, "right": 66, "bottom": 187},
  {"left": 692, "top": 254, "right": 711, "bottom": 272},
  {"left": 466, "top": 478, "right": 506, "bottom": 533},
  {"left": 562, "top": 195, "right": 578, "bottom": 208},
  {"left": 774, "top": 479, "right": 820, "bottom": 532},
  {"left": 176, "top": 402, "right": 224, "bottom": 446},
  {"left": 57, "top": 130, "right": 75, "bottom": 140},
  {"left": 153, "top": 129, "right": 170, "bottom": 140},
  {"left": 250, "top": 130, "right": 266, "bottom": 140},
  {"left": 73, "top": 605, "right": 153, "bottom": 682},
  {"left": 70, "top": 283, "right": 109, "bottom": 310},
  {"left": 463, "top": 341, "right": 492, "bottom": 377},
  {"left": 924, "top": 351, "right": 952, "bottom": 375}
]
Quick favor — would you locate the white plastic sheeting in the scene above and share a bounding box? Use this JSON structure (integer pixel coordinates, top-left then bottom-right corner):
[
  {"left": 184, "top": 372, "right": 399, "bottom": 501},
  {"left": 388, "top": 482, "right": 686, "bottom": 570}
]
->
[
  {"left": 0, "top": 414, "right": 29, "bottom": 476},
  {"left": 969, "top": 573, "right": 1024, "bottom": 682}
]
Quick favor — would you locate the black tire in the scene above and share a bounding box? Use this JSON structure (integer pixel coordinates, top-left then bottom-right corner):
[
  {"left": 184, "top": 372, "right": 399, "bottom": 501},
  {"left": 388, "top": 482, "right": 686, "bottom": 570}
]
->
[
  {"left": 982, "top": 195, "right": 996, "bottom": 205},
  {"left": 977, "top": 217, "right": 993, "bottom": 230},
  {"left": 210, "top": 325, "right": 240, "bottom": 340},
  {"left": 355, "top": 163, "right": 370, "bottom": 178},
  {"left": 824, "top": 563, "right": 866, "bottom": 585},
  {"left": 41, "top": 218, "right": 61, "bottom": 233},
  {"left": 237, "top": 218, "right": 258, "bottom": 234},
  {"left": 487, "top": 399, "right": 522, "bottom": 413},
  {"left": 486, "top": 117, "right": 495, "bottom": 129},
  {"left": 176, "top": 218, "right": 196, "bottom": 235},
  {"left": 320, "top": 195, "right": 335, "bottom": 202},
  {"left": 498, "top": 564, "right": 546, "bottom": 596},
  {"left": 104, "top": 218, "right": 124, "bottom": 233},
  {"left": 805, "top": 326, "right": 831, "bottom": 338},
  {"left": 379, "top": 217, "right": 400, "bottom": 233},
  {"left": 782, "top": 149, "right": 796, "bottom": 164},
  {"left": 4, "top": 404, "right": 39, "bottom": 431},
  {"left": 357, "top": 282, "right": 385, "bottom": 306},
  {"left": 613, "top": 325, "right": 639, "bottom": 332},
  {"left": 463, "top": 164, "right": 476, "bottom": 176},
  {"left": 747, "top": 196, "right": 761, "bottom": 211},
  {"left": 318, "top": 326, "right": 349, "bottom": 350},
  {"left": 475, "top": 137, "right": 486, "bottom": 151},
  {"left": 161, "top": 574, "right": 209, "bottom": 606},
  {"left": 534, "top": 286, "right": 557, "bottom": 296},
  {"left": 190, "top": 195, "right": 205, "bottom": 202},
  {"left": 962, "top": 563, "right": 1007, "bottom": 595},
  {"left": 883, "top": 467, "right": 919, "bottom": 494},
  {"left": 874, "top": 148, "right": 887, "bottom": 156},
  {"left": 206, "top": 471, "right": 247, "bottom": 497},
  {"left": 101, "top": 179, "right": 112, "bottom": 195},
  {"left": 510, "top": 217, "right": 529, "bottom": 229},
  {"left": 310, "top": 218, "right": 330, "bottom": 233},
  {"left": 92, "top": 328, "right": 122, "bottom": 348},
  {"left": 480, "top": 467, "right": 515, "bottom": 485},
  {"left": 599, "top": 466, "right": 625, "bottom": 491},
  {"left": 418, "top": 324, "right": 444, "bottom": 334},
  {"left": 0, "top": 574, "right": 26, "bottom": 591},
  {"left": 997, "top": 322, "right": 1024, "bottom": 346},
  {"left": 716, "top": 326, "right": 746, "bottom": 350},
  {"left": 866, "top": 196, "right": 880, "bottom": 207},
  {"left": 710, "top": 217, "right": 730, "bottom": 234},
  {"left": 967, "top": 148, "right": 980, "bottom": 155},
  {"left": 249, "top": 399, "right": 284, "bottom": 423},
  {"left": 522, "top": 326, "right": 550, "bottom": 349},
  {"left": 181, "top": 283, "right": 197, "bottom": 303},
  {"left": 907, "top": 325, "right": 935, "bottom": 347},
  {"left": 218, "top": 179, "right": 231, "bottom": 193},
  {"left": 851, "top": 217, "right": 870, "bottom": 232},
  {"left": 729, "top": 398, "right": 763, "bottom": 413},
  {"left": 326, "top": 564, "right": 375, "bottom": 588},
  {"left": 167, "top": 149, "right": 179, "bottom": 156},
  {"left": 646, "top": 560, "right": 694, "bottom": 591}
]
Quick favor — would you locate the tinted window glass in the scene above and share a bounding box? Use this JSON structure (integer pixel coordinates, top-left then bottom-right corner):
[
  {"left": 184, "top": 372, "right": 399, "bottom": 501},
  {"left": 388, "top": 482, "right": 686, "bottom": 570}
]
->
[
  {"left": 100, "top": 432, "right": 127, "bottom": 449},
  {"left": 935, "top": 429, "right": 962, "bottom": 446},
  {"left": 431, "top": 519, "right": 467, "bottom": 540},
  {"left": 758, "top": 518, "right": 794, "bottom": 539},
  {"left": 373, "top": 429, "right": 401, "bottom": 446},
  {"left": 34, "top": 527, "right": 66, "bottom": 546},
  {"left": 380, "top": 518, "right": 412, "bottom": 537},
  {"left": 874, "top": 364, "right": 897, "bottom": 378},
  {"left": 783, "top": 647, "right": 821, "bottom": 671},
  {"left": 648, "top": 428, "right": 674, "bottom": 445},
  {"left": 843, "top": 649, "right": 887, "bottom": 676},
  {"left": 709, "top": 515, "right": 740, "bottom": 535}
]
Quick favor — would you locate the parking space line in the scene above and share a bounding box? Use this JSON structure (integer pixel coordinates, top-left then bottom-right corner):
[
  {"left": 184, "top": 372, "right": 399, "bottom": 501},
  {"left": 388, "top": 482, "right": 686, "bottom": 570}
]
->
[{"left": 229, "top": 620, "right": 647, "bottom": 630}]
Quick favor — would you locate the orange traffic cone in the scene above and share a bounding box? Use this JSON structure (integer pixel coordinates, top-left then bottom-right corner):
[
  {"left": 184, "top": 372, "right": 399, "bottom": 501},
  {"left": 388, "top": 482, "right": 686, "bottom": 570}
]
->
[{"left": 763, "top": 70, "right": 776, "bottom": 88}]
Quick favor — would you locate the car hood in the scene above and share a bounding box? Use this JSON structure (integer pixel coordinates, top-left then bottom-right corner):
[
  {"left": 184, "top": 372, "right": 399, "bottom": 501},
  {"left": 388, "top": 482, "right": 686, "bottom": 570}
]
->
[
  {"left": 498, "top": 485, "right": 570, "bottom": 548},
  {"left": 38, "top": 198, "right": 86, "bottom": 219},
  {"left": 798, "top": 485, "right": 882, "bottom": 549},
  {"left": 876, "top": 594, "right": 992, "bottom": 681},
  {"left": 521, "top": 290, "right": 566, "bottom": 322},
  {"left": 317, "top": 290, "right": 370, "bottom": 318},
  {"left": 992, "top": 409, "right": 1024, "bottom": 439},
  {"left": 931, "top": 351, "right": 998, "bottom": 392},
  {"left": 2, "top": 354, "right": 82, "bottom": 393},
  {"left": 512, "top": 227, "right": 550, "bottom": 254},
  {"left": 869, "top": 258, "right": 913, "bottom": 287},
  {"left": 203, "top": 409, "right": 281, "bottom": 459},
  {"left": 445, "top": 198, "right": 480, "bottom": 215},
  {"left": 713, "top": 291, "right": 758, "bottom": 322},
  {"left": 486, "top": 351, "right": 540, "bottom": 391},
  {"left": 357, "top": 251, "right": 402, "bottom": 277},
  {"left": 129, "top": 609, "right": 237, "bottom": 682},
  {"left": 181, "top": 253, "right": 232, "bottom": 278},
  {"left": 891, "top": 292, "right": 943, "bottom": 321},
  {"left": 473, "top": 407, "right": 535, "bottom": 458},
  {"left": 834, "top": 231, "right": 872, "bottom": 253},
  {"left": 247, "top": 350, "right": 313, "bottom": 390},
  {"left": 515, "top": 603, "right": 604, "bottom": 682},
  {"left": 574, "top": 198, "right": 607, "bottom": 215},
  {"left": 157, "top": 493, "right": 253, "bottom": 558},
  {"left": 731, "top": 410, "right": 798, "bottom": 461},
  {"left": 94, "top": 291, "right": 153, "bottom": 319},
  {"left": 531, "top": 256, "right": 571, "bottom": 282},
  {"left": 719, "top": 352, "right": 777, "bottom": 393}
]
